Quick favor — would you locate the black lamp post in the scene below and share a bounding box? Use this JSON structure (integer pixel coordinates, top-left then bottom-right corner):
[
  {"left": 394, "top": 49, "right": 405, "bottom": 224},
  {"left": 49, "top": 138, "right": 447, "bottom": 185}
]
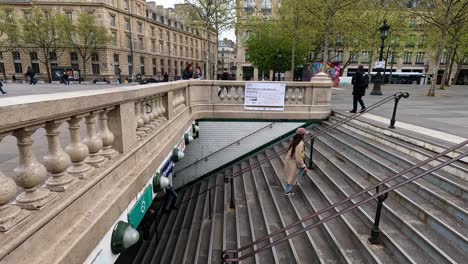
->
[
  {"left": 370, "top": 19, "right": 390, "bottom": 96},
  {"left": 276, "top": 50, "right": 283, "bottom": 81}
]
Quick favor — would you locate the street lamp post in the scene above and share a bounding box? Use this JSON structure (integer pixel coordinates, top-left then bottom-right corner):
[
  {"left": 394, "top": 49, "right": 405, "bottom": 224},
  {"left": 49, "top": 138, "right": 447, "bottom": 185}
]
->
[
  {"left": 125, "top": 7, "right": 135, "bottom": 83},
  {"left": 370, "top": 20, "right": 390, "bottom": 96},
  {"left": 276, "top": 50, "right": 283, "bottom": 82}
]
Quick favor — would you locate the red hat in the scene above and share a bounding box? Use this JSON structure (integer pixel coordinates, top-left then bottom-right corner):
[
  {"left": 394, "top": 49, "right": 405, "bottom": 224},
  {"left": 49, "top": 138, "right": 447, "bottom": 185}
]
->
[{"left": 296, "top": 128, "right": 309, "bottom": 135}]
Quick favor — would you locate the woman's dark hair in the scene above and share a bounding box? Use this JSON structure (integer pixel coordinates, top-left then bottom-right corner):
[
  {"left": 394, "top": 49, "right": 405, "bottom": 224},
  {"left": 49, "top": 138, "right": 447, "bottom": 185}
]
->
[
  {"left": 185, "top": 64, "right": 193, "bottom": 71},
  {"left": 289, "top": 134, "right": 305, "bottom": 159}
]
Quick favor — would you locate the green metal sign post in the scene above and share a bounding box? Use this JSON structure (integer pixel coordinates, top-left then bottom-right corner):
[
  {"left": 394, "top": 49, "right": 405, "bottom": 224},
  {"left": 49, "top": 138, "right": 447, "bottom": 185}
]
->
[{"left": 128, "top": 184, "right": 153, "bottom": 228}]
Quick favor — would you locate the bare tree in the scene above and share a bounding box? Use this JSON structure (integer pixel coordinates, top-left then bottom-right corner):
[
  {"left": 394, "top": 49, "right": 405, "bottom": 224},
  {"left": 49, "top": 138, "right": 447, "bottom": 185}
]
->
[
  {"left": 409, "top": 0, "right": 468, "bottom": 96},
  {"left": 0, "top": 6, "right": 18, "bottom": 80},
  {"left": 184, "top": 0, "right": 236, "bottom": 79}
]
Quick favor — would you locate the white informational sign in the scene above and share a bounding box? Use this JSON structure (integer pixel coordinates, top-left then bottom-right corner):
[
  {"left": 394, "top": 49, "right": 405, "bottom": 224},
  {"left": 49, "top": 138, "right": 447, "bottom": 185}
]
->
[
  {"left": 244, "top": 82, "right": 286, "bottom": 111},
  {"left": 374, "top": 60, "right": 385, "bottom": 69}
]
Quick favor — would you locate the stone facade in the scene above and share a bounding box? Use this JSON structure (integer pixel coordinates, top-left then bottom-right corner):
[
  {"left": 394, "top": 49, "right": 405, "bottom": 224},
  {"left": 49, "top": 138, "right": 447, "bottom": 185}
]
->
[
  {"left": 217, "top": 38, "right": 236, "bottom": 79},
  {"left": 0, "top": 0, "right": 217, "bottom": 81}
]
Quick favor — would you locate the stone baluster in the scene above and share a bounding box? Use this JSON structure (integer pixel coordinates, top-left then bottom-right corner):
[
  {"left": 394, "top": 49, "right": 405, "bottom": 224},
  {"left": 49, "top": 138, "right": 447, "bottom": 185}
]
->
[
  {"left": 151, "top": 96, "right": 161, "bottom": 123},
  {"left": 226, "top": 87, "right": 233, "bottom": 101},
  {"left": 285, "top": 88, "right": 291, "bottom": 104},
  {"left": 219, "top": 87, "right": 226, "bottom": 101},
  {"left": 65, "top": 116, "right": 94, "bottom": 179},
  {"left": 233, "top": 87, "right": 239, "bottom": 101},
  {"left": 83, "top": 112, "right": 106, "bottom": 168},
  {"left": 135, "top": 101, "right": 146, "bottom": 139},
  {"left": 297, "top": 88, "right": 304, "bottom": 104},
  {"left": 139, "top": 100, "right": 152, "bottom": 134},
  {"left": 239, "top": 87, "right": 245, "bottom": 101},
  {"left": 158, "top": 96, "right": 167, "bottom": 121},
  {"left": 0, "top": 135, "right": 29, "bottom": 231},
  {"left": 13, "top": 126, "right": 56, "bottom": 209},
  {"left": 180, "top": 90, "right": 186, "bottom": 108},
  {"left": 98, "top": 108, "right": 117, "bottom": 160},
  {"left": 43, "top": 120, "right": 77, "bottom": 192},
  {"left": 291, "top": 88, "right": 297, "bottom": 104}
]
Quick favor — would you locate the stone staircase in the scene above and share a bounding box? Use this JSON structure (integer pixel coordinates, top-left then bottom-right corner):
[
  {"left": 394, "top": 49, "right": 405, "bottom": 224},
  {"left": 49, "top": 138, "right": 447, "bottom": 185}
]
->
[{"left": 135, "top": 115, "right": 467, "bottom": 264}]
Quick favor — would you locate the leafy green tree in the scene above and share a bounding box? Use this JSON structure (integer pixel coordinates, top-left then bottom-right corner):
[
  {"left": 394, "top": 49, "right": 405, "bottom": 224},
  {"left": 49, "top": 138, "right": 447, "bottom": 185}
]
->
[
  {"left": 64, "top": 12, "right": 111, "bottom": 80},
  {"left": 244, "top": 18, "right": 310, "bottom": 78},
  {"left": 18, "top": 7, "right": 68, "bottom": 83},
  {"left": 0, "top": 6, "right": 18, "bottom": 80}
]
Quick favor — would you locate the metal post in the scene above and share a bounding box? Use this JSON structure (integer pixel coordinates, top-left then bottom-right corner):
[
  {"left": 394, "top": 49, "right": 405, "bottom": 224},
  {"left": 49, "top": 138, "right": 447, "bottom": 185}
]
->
[
  {"left": 369, "top": 186, "right": 388, "bottom": 244},
  {"left": 389, "top": 96, "right": 400, "bottom": 129},
  {"left": 208, "top": 188, "right": 212, "bottom": 219},
  {"left": 230, "top": 178, "right": 235, "bottom": 209},
  {"left": 309, "top": 138, "right": 315, "bottom": 169}
]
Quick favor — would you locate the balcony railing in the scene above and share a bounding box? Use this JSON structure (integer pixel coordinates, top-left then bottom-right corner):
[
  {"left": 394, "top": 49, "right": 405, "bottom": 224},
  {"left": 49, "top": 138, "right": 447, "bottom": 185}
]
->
[{"left": 0, "top": 76, "right": 332, "bottom": 262}]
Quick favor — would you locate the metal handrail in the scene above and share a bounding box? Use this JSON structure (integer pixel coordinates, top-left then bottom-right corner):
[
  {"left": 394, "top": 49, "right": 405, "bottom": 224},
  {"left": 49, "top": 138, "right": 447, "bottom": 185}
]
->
[
  {"left": 175, "top": 122, "right": 275, "bottom": 174},
  {"left": 222, "top": 139, "right": 468, "bottom": 262},
  {"left": 223, "top": 92, "right": 410, "bottom": 181},
  {"left": 175, "top": 92, "right": 408, "bottom": 208}
]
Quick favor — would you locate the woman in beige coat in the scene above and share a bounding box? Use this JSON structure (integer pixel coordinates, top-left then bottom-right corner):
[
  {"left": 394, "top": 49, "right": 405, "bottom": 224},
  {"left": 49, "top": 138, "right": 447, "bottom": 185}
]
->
[{"left": 283, "top": 128, "right": 309, "bottom": 196}]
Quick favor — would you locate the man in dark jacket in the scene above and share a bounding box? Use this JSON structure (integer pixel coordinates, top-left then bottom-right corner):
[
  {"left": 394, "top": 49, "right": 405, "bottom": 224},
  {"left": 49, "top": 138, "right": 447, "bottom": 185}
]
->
[
  {"left": 26, "top": 67, "right": 36, "bottom": 85},
  {"left": 350, "top": 65, "right": 367, "bottom": 113}
]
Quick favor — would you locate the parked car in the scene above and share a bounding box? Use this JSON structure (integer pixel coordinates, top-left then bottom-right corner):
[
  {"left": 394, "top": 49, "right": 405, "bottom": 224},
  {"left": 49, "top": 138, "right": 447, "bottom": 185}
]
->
[{"left": 139, "top": 78, "right": 160, "bottom": 85}]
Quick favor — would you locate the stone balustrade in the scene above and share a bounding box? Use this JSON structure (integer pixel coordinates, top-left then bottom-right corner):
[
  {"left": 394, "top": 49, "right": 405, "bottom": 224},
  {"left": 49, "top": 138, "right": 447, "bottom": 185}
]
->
[{"left": 0, "top": 76, "right": 331, "bottom": 263}]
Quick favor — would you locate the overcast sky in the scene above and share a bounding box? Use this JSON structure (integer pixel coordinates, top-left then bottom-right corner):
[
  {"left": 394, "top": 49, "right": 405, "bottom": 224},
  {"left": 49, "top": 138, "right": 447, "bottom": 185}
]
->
[{"left": 156, "top": 0, "right": 236, "bottom": 41}]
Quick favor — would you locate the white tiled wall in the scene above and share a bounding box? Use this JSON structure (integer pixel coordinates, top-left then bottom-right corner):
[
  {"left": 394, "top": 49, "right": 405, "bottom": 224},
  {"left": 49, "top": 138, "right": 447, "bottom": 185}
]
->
[{"left": 173, "top": 121, "right": 305, "bottom": 188}]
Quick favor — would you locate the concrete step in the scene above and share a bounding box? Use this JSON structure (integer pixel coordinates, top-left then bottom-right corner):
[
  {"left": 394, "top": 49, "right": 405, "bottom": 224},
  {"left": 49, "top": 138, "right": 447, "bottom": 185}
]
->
[
  {"left": 311, "top": 134, "right": 466, "bottom": 262},
  {"left": 273, "top": 142, "right": 393, "bottom": 264},
  {"left": 248, "top": 156, "right": 297, "bottom": 264},
  {"left": 315, "top": 125, "right": 468, "bottom": 232},
  {"left": 256, "top": 150, "right": 318, "bottom": 264},
  {"left": 332, "top": 112, "right": 468, "bottom": 165},
  {"left": 170, "top": 181, "right": 206, "bottom": 264},
  {"left": 194, "top": 175, "right": 217, "bottom": 264},
  {"left": 239, "top": 160, "right": 277, "bottom": 263},
  {"left": 208, "top": 174, "right": 224, "bottom": 264},
  {"left": 151, "top": 185, "right": 196, "bottom": 264},
  {"left": 329, "top": 116, "right": 468, "bottom": 181},
  {"left": 325, "top": 119, "right": 468, "bottom": 198}
]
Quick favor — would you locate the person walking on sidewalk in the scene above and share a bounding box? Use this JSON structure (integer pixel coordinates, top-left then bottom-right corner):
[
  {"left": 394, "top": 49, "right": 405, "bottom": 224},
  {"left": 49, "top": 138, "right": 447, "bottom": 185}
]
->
[
  {"left": 0, "top": 81, "right": 6, "bottom": 95},
  {"left": 25, "top": 67, "right": 37, "bottom": 85},
  {"left": 283, "top": 128, "right": 309, "bottom": 196},
  {"left": 350, "top": 65, "right": 368, "bottom": 113}
]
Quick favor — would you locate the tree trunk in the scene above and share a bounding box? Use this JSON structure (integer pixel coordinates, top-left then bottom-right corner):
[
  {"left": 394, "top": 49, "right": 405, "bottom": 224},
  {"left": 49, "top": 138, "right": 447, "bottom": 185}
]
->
[
  {"left": 81, "top": 55, "right": 87, "bottom": 80},
  {"left": 205, "top": 25, "right": 211, "bottom": 80},
  {"left": 453, "top": 58, "right": 463, "bottom": 84},
  {"left": 291, "top": 37, "right": 296, "bottom": 81},
  {"left": 44, "top": 59, "right": 51, "bottom": 83},
  {"left": 440, "top": 49, "right": 453, "bottom": 89},
  {"left": 428, "top": 35, "right": 446, "bottom": 96},
  {"left": 447, "top": 45, "right": 457, "bottom": 86}
]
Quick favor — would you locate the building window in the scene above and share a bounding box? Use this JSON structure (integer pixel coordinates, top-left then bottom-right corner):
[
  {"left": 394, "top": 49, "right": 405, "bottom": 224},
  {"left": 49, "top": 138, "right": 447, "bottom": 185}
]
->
[
  {"left": 180, "top": 46, "right": 183, "bottom": 57},
  {"left": 49, "top": 52, "right": 58, "bottom": 67},
  {"left": 167, "top": 32, "right": 170, "bottom": 42},
  {"left": 159, "top": 41, "right": 163, "bottom": 53},
  {"left": 440, "top": 52, "right": 448, "bottom": 65},
  {"left": 137, "top": 22, "right": 143, "bottom": 33},
  {"left": 186, "top": 47, "right": 189, "bottom": 57},
  {"left": 29, "top": 52, "right": 40, "bottom": 73},
  {"left": 66, "top": 11, "right": 73, "bottom": 21},
  {"left": 151, "top": 40, "right": 156, "bottom": 52},
  {"left": 416, "top": 52, "right": 425, "bottom": 64},
  {"left": 70, "top": 52, "right": 79, "bottom": 69},
  {"left": 12, "top": 51, "right": 22, "bottom": 73},
  {"left": 361, "top": 51, "right": 369, "bottom": 63},
  {"left": 336, "top": 51, "right": 343, "bottom": 63},
  {"left": 114, "top": 54, "right": 120, "bottom": 75},
  {"left": 111, "top": 32, "right": 117, "bottom": 46},
  {"left": 418, "top": 35, "right": 428, "bottom": 47},
  {"left": 110, "top": 15, "right": 116, "bottom": 27},
  {"left": 151, "top": 27, "right": 155, "bottom": 37},
  {"left": 409, "top": 17, "right": 417, "bottom": 28},
  {"left": 173, "top": 45, "right": 177, "bottom": 56},
  {"left": 160, "top": 59, "right": 164, "bottom": 74},
  {"left": 159, "top": 29, "right": 163, "bottom": 39},
  {"left": 128, "top": 55, "right": 133, "bottom": 76},
  {"left": 125, "top": 19, "right": 130, "bottom": 31},
  {"left": 127, "top": 35, "right": 132, "bottom": 48},
  {"left": 389, "top": 54, "right": 397, "bottom": 64},
  {"left": 404, "top": 51, "right": 413, "bottom": 64},
  {"left": 152, "top": 58, "right": 157, "bottom": 75},
  {"left": 136, "top": 4, "right": 141, "bottom": 15},
  {"left": 138, "top": 37, "right": 144, "bottom": 50},
  {"left": 0, "top": 52, "right": 4, "bottom": 75},
  {"left": 92, "top": 53, "right": 100, "bottom": 74},
  {"left": 140, "top": 56, "right": 145, "bottom": 75},
  {"left": 124, "top": 0, "right": 129, "bottom": 10}
]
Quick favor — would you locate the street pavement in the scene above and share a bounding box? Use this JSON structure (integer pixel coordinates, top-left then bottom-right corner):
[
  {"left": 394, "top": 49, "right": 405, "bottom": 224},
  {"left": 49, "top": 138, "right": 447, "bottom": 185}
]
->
[{"left": 0, "top": 82, "right": 467, "bottom": 178}]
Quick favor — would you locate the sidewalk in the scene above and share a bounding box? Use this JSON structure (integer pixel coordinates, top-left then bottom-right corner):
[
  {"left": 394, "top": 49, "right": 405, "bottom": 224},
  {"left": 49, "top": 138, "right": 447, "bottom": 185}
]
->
[{"left": 331, "top": 84, "right": 468, "bottom": 138}]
